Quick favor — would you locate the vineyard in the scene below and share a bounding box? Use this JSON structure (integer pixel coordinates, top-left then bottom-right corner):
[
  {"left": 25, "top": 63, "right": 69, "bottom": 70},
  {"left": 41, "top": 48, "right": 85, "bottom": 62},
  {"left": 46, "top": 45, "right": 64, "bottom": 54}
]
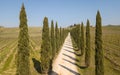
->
[
  {"left": 76, "top": 26, "right": 120, "bottom": 75},
  {"left": 0, "top": 26, "right": 120, "bottom": 75},
  {"left": 0, "top": 27, "right": 41, "bottom": 75}
]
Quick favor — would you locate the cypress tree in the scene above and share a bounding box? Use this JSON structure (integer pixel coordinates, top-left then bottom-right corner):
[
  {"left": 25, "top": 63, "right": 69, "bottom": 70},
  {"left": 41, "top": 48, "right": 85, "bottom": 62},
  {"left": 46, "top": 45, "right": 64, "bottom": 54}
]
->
[
  {"left": 85, "top": 19, "right": 91, "bottom": 67},
  {"left": 17, "top": 4, "right": 30, "bottom": 75},
  {"left": 74, "top": 24, "right": 78, "bottom": 43},
  {"left": 95, "top": 11, "right": 104, "bottom": 75},
  {"left": 60, "top": 27, "right": 62, "bottom": 46},
  {"left": 81, "top": 22, "right": 84, "bottom": 55},
  {"left": 51, "top": 20, "right": 55, "bottom": 59},
  {"left": 55, "top": 22, "right": 59, "bottom": 53},
  {"left": 76, "top": 24, "right": 81, "bottom": 50},
  {"left": 62, "top": 28, "right": 65, "bottom": 44},
  {"left": 40, "top": 17, "right": 50, "bottom": 73},
  {"left": 71, "top": 24, "right": 80, "bottom": 47}
]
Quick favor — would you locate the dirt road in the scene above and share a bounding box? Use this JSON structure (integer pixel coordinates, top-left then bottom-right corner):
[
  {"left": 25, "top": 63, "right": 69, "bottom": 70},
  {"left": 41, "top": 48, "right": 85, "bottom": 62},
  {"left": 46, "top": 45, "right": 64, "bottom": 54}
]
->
[{"left": 52, "top": 33, "right": 80, "bottom": 75}]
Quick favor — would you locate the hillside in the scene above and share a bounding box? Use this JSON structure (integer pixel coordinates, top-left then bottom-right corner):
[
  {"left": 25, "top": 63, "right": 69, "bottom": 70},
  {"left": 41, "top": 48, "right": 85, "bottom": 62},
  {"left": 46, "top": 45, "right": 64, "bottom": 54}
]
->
[
  {"left": 0, "top": 27, "right": 42, "bottom": 75},
  {"left": 76, "top": 26, "right": 120, "bottom": 75},
  {"left": 0, "top": 26, "right": 120, "bottom": 75}
]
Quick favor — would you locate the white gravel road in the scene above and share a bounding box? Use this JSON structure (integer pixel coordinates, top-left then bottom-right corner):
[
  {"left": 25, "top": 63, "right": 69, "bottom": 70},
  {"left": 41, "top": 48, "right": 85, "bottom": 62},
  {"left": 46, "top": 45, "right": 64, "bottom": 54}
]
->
[{"left": 52, "top": 33, "right": 80, "bottom": 75}]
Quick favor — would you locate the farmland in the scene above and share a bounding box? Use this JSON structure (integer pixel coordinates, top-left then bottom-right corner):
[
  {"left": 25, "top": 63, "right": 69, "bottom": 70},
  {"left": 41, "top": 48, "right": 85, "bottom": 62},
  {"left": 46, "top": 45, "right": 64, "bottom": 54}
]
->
[
  {"left": 0, "top": 27, "right": 41, "bottom": 75},
  {"left": 0, "top": 26, "right": 120, "bottom": 75},
  {"left": 76, "top": 25, "right": 120, "bottom": 75}
]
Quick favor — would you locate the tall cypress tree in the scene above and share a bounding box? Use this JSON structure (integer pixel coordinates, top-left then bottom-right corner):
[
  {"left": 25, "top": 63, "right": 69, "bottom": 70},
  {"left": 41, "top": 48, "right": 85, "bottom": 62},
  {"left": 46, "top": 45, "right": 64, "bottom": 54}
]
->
[
  {"left": 17, "top": 4, "right": 30, "bottom": 75},
  {"left": 76, "top": 24, "right": 81, "bottom": 50},
  {"left": 85, "top": 19, "right": 91, "bottom": 67},
  {"left": 81, "top": 22, "right": 84, "bottom": 55},
  {"left": 60, "top": 27, "right": 62, "bottom": 46},
  {"left": 95, "top": 11, "right": 104, "bottom": 75},
  {"left": 40, "top": 17, "right": 50, "bottom": 73},
  {"left": 55, "top": 22, "right": 59, "bottom": 53},
  {"left": 51, "top": 20, "right": 55, "bottom": 59},
  {"left": 62, "top": 28, "right": 65, "bottom": 44}
]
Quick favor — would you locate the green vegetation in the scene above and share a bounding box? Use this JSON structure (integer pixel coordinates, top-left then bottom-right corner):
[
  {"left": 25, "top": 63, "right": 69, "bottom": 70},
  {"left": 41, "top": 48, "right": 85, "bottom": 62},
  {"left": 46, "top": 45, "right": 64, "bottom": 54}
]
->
[
  {"left": 59, "top": 27, "right": 62, "bottom": 46},
  {"left": 71, "top": 25, "right": 120, "bottom": 75},
  {"left": 61, "top": 28, "right": 69, "bottom": 45},
  {"left": 95, "top": 11, "right": 104, "bottom": 75},
  {"left": 0, "top": 4, "right": 119, "bottom": 75},
  {"left": 81, "top": 22, "right": 85, "bottom": 56},
  {"left": 2, "top": 48, "right": 16, "bottom": 72},
  {"left": 0, "top": 24, "right": 120, "bottom": 75},
  {"left": 71, "top": 23, "right": 85, "bottom": 56},
  {"left": 76, "top": 25, "right": 81, "bottom": 50},
  {"left": 50, "top": 20, "right": 55, "bottom": 59},
  {"left": 70, "top": 11, "right": 120, "bottom": 75},
  {"left": 83, "top": 26, "right": 120, "bottom": 75},
  {"left": 85, "top": 19, "right": 91, "bottom": 67},
  {"left": 55, "top": 22, "right": 60, "bottom": 53},
  {"left": 40, "top": 17, "right": 51, "bottom": 74},
  {"left": 70, "top": 24, "right": 81, "bottom": 50},
  {"left": 0, "top": 27, "right": 41, "bottom": 75},
  {"left": 16, "top": 4, "right": 30, "bottom": 75}
]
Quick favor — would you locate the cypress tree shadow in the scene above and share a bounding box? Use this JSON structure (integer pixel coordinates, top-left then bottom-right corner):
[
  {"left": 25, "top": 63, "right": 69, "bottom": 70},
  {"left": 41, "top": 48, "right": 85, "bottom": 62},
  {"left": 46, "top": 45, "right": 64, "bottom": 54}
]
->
[
  {"left": 59, "top": 64, "right": 80, "bottom": 75},
  {"left": 63, "top": 49, "right": 81, "bottom": 56},
  {"left": 48, "top": 70, "right": 58, "bottom": 75},
  {"left": 48, "top": 59, "right": 53, "bottom": 74},
  {"left": 62, "top": 58, "right": 87, "bottom": 69},
  {"left": 62, "top": 53, "right": 79, "bottom": 62},
  {"left": 49, "top": 59, "right": 53, "bottom": 71},
  {"left": 74, "top": 48, "right": 80, "bottom": 51},
  {"left": 64, "top": 46, "right": 79, "bottom": 51},
  {"left": 48, "top": 59, "right": 59, "bottom": 75},
  {"left": 64, "top": 46, "right": 74, "bottom": 49},
  {"left": 32, "top": 58, "right": 41, "bottom": 73}
]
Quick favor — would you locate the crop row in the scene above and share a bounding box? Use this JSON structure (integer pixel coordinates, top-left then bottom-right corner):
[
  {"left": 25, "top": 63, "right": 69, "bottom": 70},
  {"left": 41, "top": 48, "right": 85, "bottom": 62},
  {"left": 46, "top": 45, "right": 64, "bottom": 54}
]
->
[{"left": 0, "top": 42, "right": 17, "bottom": 74}]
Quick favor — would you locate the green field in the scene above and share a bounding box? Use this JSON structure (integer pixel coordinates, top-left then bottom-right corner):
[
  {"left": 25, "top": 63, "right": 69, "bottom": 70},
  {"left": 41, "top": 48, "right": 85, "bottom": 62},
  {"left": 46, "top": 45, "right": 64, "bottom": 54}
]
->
[
  {"left": 0, "top": 27, "right": 41, "bottom": 75},
  {"left": 75, "top": 26, "right": 120, "bottom": 75},
  {"left": 0, "top": 26, "right": 120, "bottom": 75}
]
